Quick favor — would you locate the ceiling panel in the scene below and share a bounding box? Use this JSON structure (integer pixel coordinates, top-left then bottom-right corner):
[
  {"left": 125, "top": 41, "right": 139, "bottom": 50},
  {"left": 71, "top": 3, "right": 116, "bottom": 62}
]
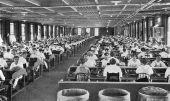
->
[
  {"left": 147, "top": 4, "right": 170, "bottom": 10},
  {"left": 81, "top": 12, "right": 99, "bottom": 15},
  {"left": 125, "top": 5, "right": 142, "bottom": 11},
  {"left": 52, "top": 7, "right": 75, "bottom": 12},
  {"left": 38, "top": 0, "right": 66, "bottom": 6},
  {"left": 100, "top": 5, "right": 125, "bottom": 11},
  {"left": 130, "top": 0, "right": 150, "bottom": 4},
  {"left": 101, "top": 11, "right": 121, "bottom": 15},
  {"left": 63, "top": 0, "right": 96, "bottom": 5},
  {"left": 76, "top": 6, "right": 97, "bottom": 12},
  {"left": 9, "top": 0, "right": 40, "bottom": 7},
  {"left": 121, "top": 11, "right": 134, "bottom": 15},
  {"left": 2, "top": 7, "right": 30, "bottom": 13},
  {"left": 62, "top": 12, "right": 81, "bottom": 16},
  {"left": 98, "top": 0, "right": 128, "bottom": 4},
  {"left": 29, "top": 8, "right": 53, "bottom": 13},
  {"left": 0, "top": 0, "right": 168, "bottom": 27}
]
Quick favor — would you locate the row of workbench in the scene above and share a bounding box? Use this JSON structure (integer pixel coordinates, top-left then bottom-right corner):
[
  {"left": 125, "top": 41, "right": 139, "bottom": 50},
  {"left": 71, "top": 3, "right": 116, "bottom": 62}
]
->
[{"left": 0, "top": 36, "right": 95, "bottom": 101}]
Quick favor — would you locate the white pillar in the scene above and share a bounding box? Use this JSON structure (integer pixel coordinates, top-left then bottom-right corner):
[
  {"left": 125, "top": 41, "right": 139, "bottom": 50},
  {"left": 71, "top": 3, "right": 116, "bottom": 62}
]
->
[
  {"left": 94, "top": 28, "right": 99, "bottom": 36},
  {"left": 53, "top": 25, "right": 55, "bottom": 38},
  {"left": 21, "top": 23, "right": 26, "bottom": 41},
  {"left": 167, "top": 17, "right": 170, "bottom": 47},
  {"left": 78, "top": 28, "right": 81, "bottom": 35},
  {"left": 43, "top": 25, "right": 46, "bottom": 39},
  {"left": 10, "top": 23, "right": 16, "bottom": 42},
  {"left": 37, "top": 25, "right": 41, "bottom": 40},
  {"left": 30, "top": 24, "right": 34, "bottom": 41}
]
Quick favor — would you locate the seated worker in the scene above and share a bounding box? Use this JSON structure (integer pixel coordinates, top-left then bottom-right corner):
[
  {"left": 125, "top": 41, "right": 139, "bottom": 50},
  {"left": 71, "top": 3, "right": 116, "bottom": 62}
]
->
[
  {"left": 136, "top": 59, "right": 153, "bottom": 75},
  {"left": 109, "top": 51, "right": 120, "bottom": 64},
  {"left": 52, "top": 43, "right": 64, "bottom": 54},
  {"left": 121, "top": 48, "right": 129, "bottom": 58},
  {"left": 0, "top": 52, "right": 7, "bottom": 69},
  {"left": 74, "top": 58, "right": 90, "bottom": 81},
  {"left": 18, "top": 52, "right": 28, "bottom": 68},
  {"left": 84, "top": 51, "right": 97, "bottom": 68},
  {"left": 138, "top": 48, "right": 146, "bottom": 58},
  {"left": 150, "top": 55, "right": 167, "bottom": 68},
  {"left": 131, "top": 43, "right": 141, "bottom": 52},
  {"left": 101, "top": 53, "right": 110, "bottom": 67},
  {"left": 159, "top": 48, "right": 169, "bottom": 58},
  {"left": 128, "top": 54, "right": 141, "bottom": 68},
  {"left": 9, "top": 56, "right": 27, "bottom": 88},
  {"left": 164, "top": 67, "right": 170, "bottom": 79},
  {"left": 143, "top": 49, "right": 153, "bottom": 58},
  {"left": 37, "top": 48, "right": 48, "bottom": 69},
  {"left": 30, "top": 48, "right": 43, "bottom": 71},
  {"left": 3, "top": 48, "right": 14, "bottom": 60},
  {"left": 103, "top": 58, "right": 122, "bottom": 79},
  {"left": 0, "top": 69, "right": 5, "bottom": 81}
]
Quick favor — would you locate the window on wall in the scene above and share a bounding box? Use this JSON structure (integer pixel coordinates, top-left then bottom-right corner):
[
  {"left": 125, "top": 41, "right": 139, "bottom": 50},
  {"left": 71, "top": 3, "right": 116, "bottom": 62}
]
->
[
  {"left": 0, "top": 21, "right": 2, "bottom": 45},
  {"left": 49, "top": 26, "right": 51, "bottom": 38},
  {"left": 86, "top": 28, "right": 90, "bottom": 36},
  {"left": 78, "top": 28, "right": 81, "bottom": 35},
  {"left": 37, "top": 25, "right": 41, "bottom": 40},
  {"left": 30, "top": 24, "right": 34, "bottom": 41},
  {"left": 43, "top": 25, "right": 46, "bottom": 39},
  {"left": 94, "top": 28, "right": 99, "bottom": 36},
  {"left": 21, "top": 23, "right": 25, "bottom": 41},
  {"left": 53, "top": 25, "right": 55, "bottom": 38},
  {"left": 10, "top": 22, "right": 16, "bottom": 42},
  {"left": 56, "top": 26, "right": 58, "bottom": 37},
  {"left": 63, "top": 27, "right": 65, "bottom": 36},
  {"left": 167, "top": 17, "right": 170, "bottom": 46}
]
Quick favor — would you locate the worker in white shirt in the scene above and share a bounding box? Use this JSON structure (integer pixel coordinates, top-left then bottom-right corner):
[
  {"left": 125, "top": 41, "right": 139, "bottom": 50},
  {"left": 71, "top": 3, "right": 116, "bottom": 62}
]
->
[
  {"left": 52, "top": 43, "right": 65, "bottom": 54},
  {"left": 150, "top": 55, "right": 167, "bottom": 68},
  {"left": 128, "top": 54, "right": 141, "bottom": 68},
  {"left": 159, "top": 48, "right": 169, "bottom": 58},
  {"left": 10, "top": 56, "right": 27, "bottom": 88},
  {"left": 84, "top": 51, "right": 96, "bottom": 68},
  {"left": 38, "top": 49, "right": 48, "bottom": 69},
  {"left": 101, "top": 53, "right": 110, "bottom": 67},
  {"left": 30, "top": 48, "right": 42, "bottom": 71},
  {"left": 136, "top": 59, "right": 153, "bottom": 75},
  {"left": 18, "top": 52, "right": 28, "bottom": 68},
  {"left": 103, "top": 58, "right": 122, "bottom": 78},
  {"left": 0, "top": 70, "right": 5, "bottom": 81},
  {"left": 0, "top": 53, "right": 7, "bottom": 69},
  {"left": 3, "top": 48, "right": 14, "bottom": 60},
  {"left": 65, "top": 42, "right": 71, "bottom": 50}
]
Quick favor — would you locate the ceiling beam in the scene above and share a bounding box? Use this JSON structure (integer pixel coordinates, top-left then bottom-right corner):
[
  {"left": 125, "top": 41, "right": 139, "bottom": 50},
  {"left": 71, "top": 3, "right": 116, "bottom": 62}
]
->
[
  {"left": 117, "top": 0, "right": 158, "bottom": 26},
  {"left": 0, "top": 4, "right": 145, "bottom": 8},
  {"left": 25, "top": 0, "right": 40, "bottom": 6},
  {"left": 0, "top": 0, "right": 14, "bottom": 6},
  {"left": 95, "top": 0, "right": 99, "bottom": 4}
]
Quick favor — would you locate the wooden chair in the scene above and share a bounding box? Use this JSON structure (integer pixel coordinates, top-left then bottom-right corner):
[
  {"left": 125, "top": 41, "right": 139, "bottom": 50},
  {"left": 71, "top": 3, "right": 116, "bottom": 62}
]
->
[
  {"left": 167, "top": 75, "right": 170, "bottom": 82},
  {"left": 106, "top": 72, "right": 120, "bottom": 82},
  {"left": 76, "top": 73, "right": 89, "bottom": 81},
  {"left": 136, "top": 73, "right": 150, "bottom": 82}
]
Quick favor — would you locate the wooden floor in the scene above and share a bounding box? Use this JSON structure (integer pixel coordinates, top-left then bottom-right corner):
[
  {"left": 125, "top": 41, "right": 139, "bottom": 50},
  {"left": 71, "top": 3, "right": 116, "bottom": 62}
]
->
[{"left": 12, "top": 39, "right": 96, "bottom": 101}]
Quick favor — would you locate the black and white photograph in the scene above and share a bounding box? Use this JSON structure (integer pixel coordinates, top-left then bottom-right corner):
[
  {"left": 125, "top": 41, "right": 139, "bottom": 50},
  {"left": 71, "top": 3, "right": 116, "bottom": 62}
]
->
[{"left": 0, "top": 0, "right": 170, "bottom": 101}]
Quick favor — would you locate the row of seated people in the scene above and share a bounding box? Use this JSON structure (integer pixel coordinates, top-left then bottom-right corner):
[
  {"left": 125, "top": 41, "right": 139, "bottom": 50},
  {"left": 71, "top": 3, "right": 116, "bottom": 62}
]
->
[
  {"left": 66, "top": 36, "right": 170, "bottom": 82},
  {"left": 67, "top": 57, "right": 169, "bottom": 82},
  {"left": 0, "top": 35, "right": 90, "bottom": 101}
]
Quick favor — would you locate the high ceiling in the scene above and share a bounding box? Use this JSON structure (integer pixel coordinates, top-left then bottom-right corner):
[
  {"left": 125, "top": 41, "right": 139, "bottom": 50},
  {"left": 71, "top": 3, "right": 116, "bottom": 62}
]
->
[{"left": 0, "top": 0, "right": 170, "bottom": 27}]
